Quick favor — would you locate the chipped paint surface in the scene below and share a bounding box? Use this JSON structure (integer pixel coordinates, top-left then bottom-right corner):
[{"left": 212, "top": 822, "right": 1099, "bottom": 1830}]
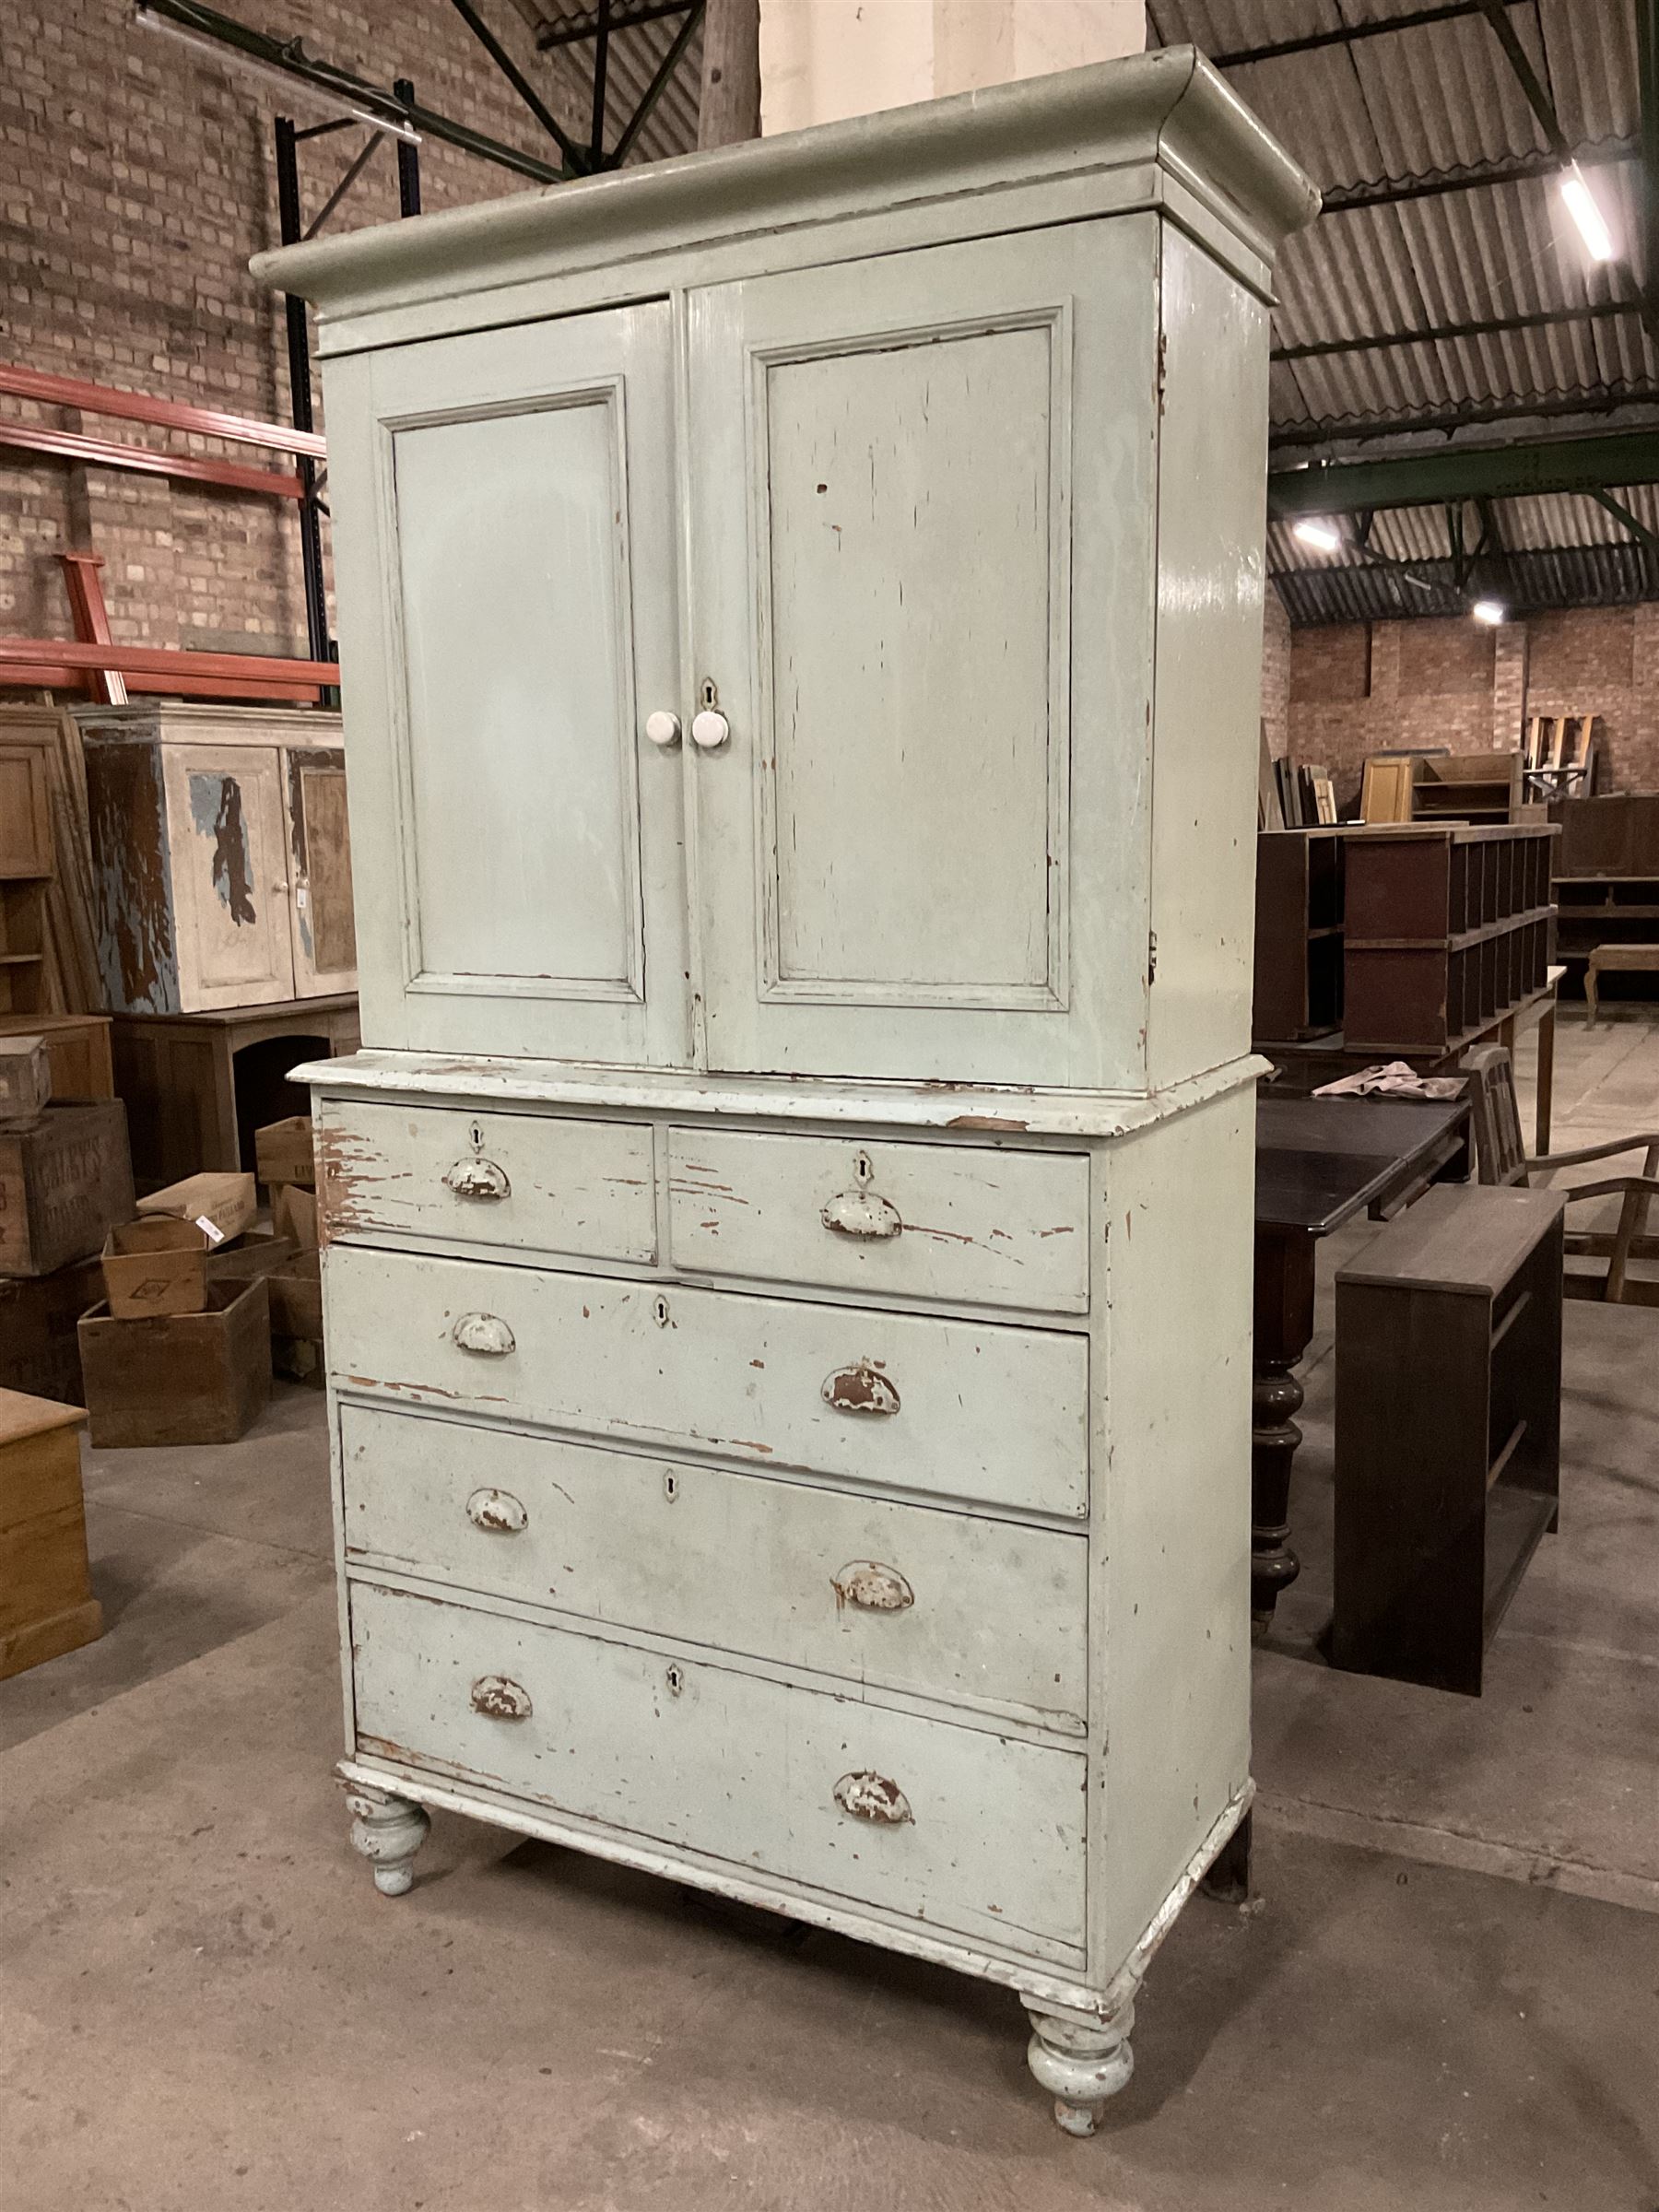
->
[
  {"left": 468, "top": 1673, "right": 533, "bottom": 1721},
  {"left": 188, "top": 771, "right": 258, "bottom": 925},
  {"left": 831, "top": 1560, "right": 914, "bottom": 1613},
  {"left": 84, "top": 740, "right": 180, "bottom": 1012}
]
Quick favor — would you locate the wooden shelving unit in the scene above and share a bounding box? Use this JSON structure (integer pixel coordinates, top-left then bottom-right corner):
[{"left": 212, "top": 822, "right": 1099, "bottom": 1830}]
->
[
  {"left": 1342, "top": 823, "right": 1556, "bottom": 1053},
  {"left": 1334, "top": 1183, "right": 1566, "bottom": 1696},
  {"left": 1253, "top": 829, "right": 1345, "bottom": 1041}
]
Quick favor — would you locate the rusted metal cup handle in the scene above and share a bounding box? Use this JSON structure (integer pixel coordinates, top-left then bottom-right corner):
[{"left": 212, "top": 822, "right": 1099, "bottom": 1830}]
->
[
  {"left": 452, "top": 1312, "right": 516, "bottom": 1357},
  {"left": 465, "top": 1487, "right": 527, "bottom": 1534},
  {"left": 833, "top": 1771, "right": 912, "bottom": 1825},
  {"left": 470, "top": 1675, "right": 532, "bottom": 1720},
  {"left": 821, "top": 1361, "right": 900, "bottom": 1417},
  {"left": 444, "top": 1157, "right": 511, "bottom": 1202},
  {"left": 821, "top": 1186, "right": 902, "bottom": 1241},
  {"left": 832, "top": 1560, "right": 914, "bottom": 1612}
]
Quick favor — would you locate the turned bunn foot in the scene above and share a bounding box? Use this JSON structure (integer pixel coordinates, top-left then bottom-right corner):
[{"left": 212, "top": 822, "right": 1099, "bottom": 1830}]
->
[
  {"left": 347, "top": 1784, "right": 429, "bottom": 1896},
  {"left": 1025, "top": 1995, "right": 1135, "bottom": 2136}
]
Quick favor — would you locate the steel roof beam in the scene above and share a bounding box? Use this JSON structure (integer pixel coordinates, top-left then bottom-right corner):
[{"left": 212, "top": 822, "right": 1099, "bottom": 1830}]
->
[
  {"left": 445, "top": 0, "right": 587, "bottom": 171},
  {"left": 1319, "top": 137, "right": 1636, "bottom": 213},
  {"left": 535, "top": 0, "right": 695, "bottom": 49},
  {"left": 1637, "top": 0, "right": 1659, "bottom": 345},
  {"left": 1591, "top": 488, "right": 1659, "bottom": 555},
  {"left": 1273, "top": 300, "right": 1641, "bottom": 361},
  {"left": 1202, "top": 0, "right": 1528, "bottom": 69},
  {"left": 1472, "top": 0, "right": 1571, "bottom": 160},
  {"left": 1272, "top": 387, "right": 1659, "bottom": 449},
  {"left": 1269, "top": 430, "right": 1659, "bottom": 515}
]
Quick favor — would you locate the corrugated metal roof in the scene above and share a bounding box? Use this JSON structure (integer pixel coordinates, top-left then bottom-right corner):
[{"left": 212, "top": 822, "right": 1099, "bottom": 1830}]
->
[{"left": 1148, "top": 1, "right": 1657, "bottom": 620}]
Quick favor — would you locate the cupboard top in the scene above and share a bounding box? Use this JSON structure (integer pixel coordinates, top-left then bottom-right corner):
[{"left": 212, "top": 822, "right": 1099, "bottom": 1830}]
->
[
  {"left": 253, "top": 47, "right": 1316, "bottom": 341},
  {"left": 76, "top": 704, "right": 343, "bottom": 752},
  {"left": 289, "top": 1047, "right": 1268, "bottom": 1139}
]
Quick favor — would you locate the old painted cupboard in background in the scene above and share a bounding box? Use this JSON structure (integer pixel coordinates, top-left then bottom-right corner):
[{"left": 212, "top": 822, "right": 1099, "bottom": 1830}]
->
[
  {"left": 258, "top": 48, "right": 1316, "bottom": 2132},
  {"left": 78, "top": 705, "right": 355, "bottom": 1014}
]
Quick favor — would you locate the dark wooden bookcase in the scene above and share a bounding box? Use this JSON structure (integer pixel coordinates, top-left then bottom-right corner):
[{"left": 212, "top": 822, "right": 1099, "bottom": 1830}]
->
[
  {"left": 1253, "top": 829, "right": 1345, "bottom": 1042},
  {"left": 1333, "top": 1183, "right": 1565, "bottom": 1696},
  {"left": 1342, "top": 823, "right": 1556, "bottom": 1053}
]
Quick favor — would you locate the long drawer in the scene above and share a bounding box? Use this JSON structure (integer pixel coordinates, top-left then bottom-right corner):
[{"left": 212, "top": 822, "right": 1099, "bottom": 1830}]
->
[
  {"left": 316, "top": 1100, "right": 656, "bottom": 1263},
  {"left": 326, "top": 1247, "right": 1088, "bottom": 1518},
  {"left": 667, "top": 1127, "right": 1089, "bottom": 1313},
  {"left": 349, "top": 1579, "right": 1087, "bottom": 1959},
  {"left": 341, "top": 1403, "right": 1088, "bottom": 1729}
]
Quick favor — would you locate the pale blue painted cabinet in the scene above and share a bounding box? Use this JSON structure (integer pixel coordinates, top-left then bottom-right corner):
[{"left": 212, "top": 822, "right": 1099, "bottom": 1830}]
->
[{"left": 258, "top": 47, "right": 1315, "bottom": 2132}]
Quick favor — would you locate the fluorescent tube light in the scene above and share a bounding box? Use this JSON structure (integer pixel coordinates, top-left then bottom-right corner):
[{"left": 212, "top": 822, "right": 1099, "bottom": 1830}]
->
[
  {"left": 1560, "top": 166, "right": 1616, "bottom": 264},
  {"left": 1471, "top": 599, "right": 1507, "bottom": 626},
  {"left": 1292, "top": 518, "right": 1342, "bottom": 554}
]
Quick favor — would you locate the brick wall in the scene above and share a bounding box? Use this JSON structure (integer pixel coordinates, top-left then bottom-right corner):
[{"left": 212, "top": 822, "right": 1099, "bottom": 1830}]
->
[
  {"left": 0, "top": 0, "right": 573, "bottom": 662},
  {"left": 1281, "top": 596, "right": 1659, "bottom": 806},
  {"left": 1260, "top": 582, "right": 1291, "bottom": 758}
]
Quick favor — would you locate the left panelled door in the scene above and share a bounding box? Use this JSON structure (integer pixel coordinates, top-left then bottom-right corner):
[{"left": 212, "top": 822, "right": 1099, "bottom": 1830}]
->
[{"left": 324, "top": 301, "right": 689, "bottom": 1064}]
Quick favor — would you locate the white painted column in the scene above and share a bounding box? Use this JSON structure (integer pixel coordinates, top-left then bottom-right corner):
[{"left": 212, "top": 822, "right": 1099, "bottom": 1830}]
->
[{"left": 759, "top": 0, "right": 1145, "bottom": 135}]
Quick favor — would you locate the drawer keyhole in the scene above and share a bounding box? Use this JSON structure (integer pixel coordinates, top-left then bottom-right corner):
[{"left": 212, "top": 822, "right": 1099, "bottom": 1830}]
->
[
  {"left": 653, "top": 1295, "right": 671, "bottom": 1329},
  {"left": 665, "top": 1663, "right": 685, "bottom": 1697},
  {"left": 664, "top": 1470, "right": 679, "bottom": 1502}
]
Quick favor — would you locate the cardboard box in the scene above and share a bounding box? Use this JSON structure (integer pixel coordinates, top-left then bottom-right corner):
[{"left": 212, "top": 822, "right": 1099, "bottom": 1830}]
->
[
  {"left": 101, "top": 1217, "right": 210, "bottom": 1319},
  {"left": 256, "top": 1116, "right": 315, "bottom": 1190},
  {"left": 136, "top": 1171, "right": 257, "bottom": 1245},
  {"left": 78, "top": 1277, "right": 271, "bottom": 1447},
  {"left": 0, "top": 1035, "right": 51, "bottom": 1123},
  {"left": 0, "top": 1101, "right": 135, "bottom": 1279},
  {"left": 271, "top": 1182, "right": 319, "bottom": 1252}
]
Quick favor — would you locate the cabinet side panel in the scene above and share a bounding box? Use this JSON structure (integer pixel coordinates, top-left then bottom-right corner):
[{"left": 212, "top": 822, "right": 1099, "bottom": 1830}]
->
[
  {"left": 1147, "top": 228, "right": 1270, "bottom": 1089},
  {"left": 82, "top": 740, "right": 180, "bottom": 1015},
  {"left": 1094, "top": 1086, "right": 1253, "bottom": 1975}
]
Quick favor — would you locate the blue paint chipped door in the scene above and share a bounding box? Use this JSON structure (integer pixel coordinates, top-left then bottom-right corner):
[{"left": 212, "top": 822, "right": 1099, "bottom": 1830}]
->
[{"left": 160, "top": 744, "right": 297, "bottom": 1008}]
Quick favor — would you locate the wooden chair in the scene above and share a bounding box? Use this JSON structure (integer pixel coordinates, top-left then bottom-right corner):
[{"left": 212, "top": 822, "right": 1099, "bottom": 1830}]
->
[{"left": 1463, "top": 1044, "right": 1659, "bottom": 1306}]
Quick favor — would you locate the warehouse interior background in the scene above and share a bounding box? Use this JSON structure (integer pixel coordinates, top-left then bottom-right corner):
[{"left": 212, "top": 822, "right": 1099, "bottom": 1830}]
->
[{"left": 3, "top": 5, "right": 1657, "bottom": 2209}]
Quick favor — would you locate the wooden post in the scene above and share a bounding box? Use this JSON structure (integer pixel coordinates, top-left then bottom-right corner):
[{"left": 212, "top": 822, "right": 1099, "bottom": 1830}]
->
[{"left": 700, "top": 0, "right": 761, "bottom": 147}]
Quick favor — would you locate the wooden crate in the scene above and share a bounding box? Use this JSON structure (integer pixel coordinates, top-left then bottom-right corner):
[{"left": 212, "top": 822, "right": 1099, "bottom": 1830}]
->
[
  {"left": 0, "top": 1034, "right": 52, "bottom": 1121},
  {"left": 0, "top": 1100, "right": 135, "bottom": 1278},
  {"left": 78, "top": 1276, "right": 271, "bottom": 1447},
  {"left": 0, "top": 1013, "right": 113, "bottom": 1101},
  {"left": 256, "top": 1114, "right": 316, "bottom": 1189},
  {"left": 100, "top": 1217, "right": 211, "bottom": 1319},
  {"left": 0, "top": 1256, "right": 102, "bottom": 1406},
  {"left": 0, "top": 1388, "right": 103, "bottom": 1680}
]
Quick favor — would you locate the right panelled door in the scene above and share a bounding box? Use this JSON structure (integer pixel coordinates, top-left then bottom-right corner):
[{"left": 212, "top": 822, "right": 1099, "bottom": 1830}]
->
[{"left": 687, "top": 218, "right": 1160, "bottom": 1089}]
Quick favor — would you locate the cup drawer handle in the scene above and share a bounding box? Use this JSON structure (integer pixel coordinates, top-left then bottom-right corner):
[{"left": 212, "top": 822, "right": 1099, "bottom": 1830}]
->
[
  {"left": 444, "top": 1157, "right": 511, "bottom": 1202},
  {"left": 832, "top": 1560, "right": 913, "bottom": 1613},
  {"left": 453, "top": 1312, "right": 516, "bottom": 1357},
  {"left": 466, "top": 1487, "right": 527, "bottom": 1534},
  {"left": 821, "top": 1361, "right": 900, "bottom": 1417},
  {"left": 833, "top": 1771, "right": 912, "bottom": 1826},
  {"left": 470, "top": 1675, "right": 533, "bottom": 1721},
  {"left": 820, "top": 1150, "right": 901, "bottom": 1241}
]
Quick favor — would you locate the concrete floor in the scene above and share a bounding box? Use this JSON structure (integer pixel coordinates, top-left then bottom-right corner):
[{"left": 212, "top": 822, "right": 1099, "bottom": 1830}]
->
[{"left": 4, "top": 1010, "right": 1657, "bottom": 2210}]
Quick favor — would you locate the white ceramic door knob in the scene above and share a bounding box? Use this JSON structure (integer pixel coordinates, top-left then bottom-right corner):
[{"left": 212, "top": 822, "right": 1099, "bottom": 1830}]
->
[
  {"left": 644, "top": 710, "right": 681, "bottom": 749},
  {"left": 690, "top": 708, "right": 731, "bottom": 751}
]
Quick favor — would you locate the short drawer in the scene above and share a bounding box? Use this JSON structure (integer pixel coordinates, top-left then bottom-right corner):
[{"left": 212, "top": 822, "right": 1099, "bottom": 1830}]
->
[
  {"left": 341, "top": 1404, "right": 1088, "bottom": 1729},
  {"left": 316, "top": 1100, "right": 655, "bottom": 1263},
  {"left": 349, "top": 1579, "right": 1087, "bottom": 1959},
  {"left": 668, "top": 1127, "right": 1088, "bottom": 1312},
  {"left": 326, "top": 1247, "right": 1088, "bottom": 1518}
]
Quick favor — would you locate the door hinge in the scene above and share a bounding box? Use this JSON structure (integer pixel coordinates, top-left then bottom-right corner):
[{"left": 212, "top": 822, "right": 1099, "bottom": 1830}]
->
[{"left": 1148, "top": 930, "right": 1159, "bottom": 983}]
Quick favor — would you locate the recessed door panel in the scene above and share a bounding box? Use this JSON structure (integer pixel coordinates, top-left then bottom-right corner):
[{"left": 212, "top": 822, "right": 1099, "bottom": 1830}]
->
[
  {"left": 323, "top": 302, "right": 688, "bottom": 1064},
  {"left": 688, "top": 220, "right": 1159, "bottom": 1088},
  {"left": 284, "top": 747, "right": 358, "bottom": 997},
  {"left": 160, "top": 744, "right": 294, "bottom": 1009},
  {"left": 763, "top": 327, "right": 1057, "bottom": 1002}
]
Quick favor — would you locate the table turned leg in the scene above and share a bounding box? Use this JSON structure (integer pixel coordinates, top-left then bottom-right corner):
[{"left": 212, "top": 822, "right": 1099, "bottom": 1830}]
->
[
  {"left": 1252, "top": 1227, "right": 1318, "bottom": 1625},
  {"left": 1535, "top": 1001, "right": 1556, "bottom": 1156}
]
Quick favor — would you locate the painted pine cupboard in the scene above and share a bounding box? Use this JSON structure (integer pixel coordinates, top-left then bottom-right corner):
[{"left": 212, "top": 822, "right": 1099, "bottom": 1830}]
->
[
  {"left": 79, "top": 704, "right": 355, "bottom": 1013},
  {"left": 257, "top": 47, "right": 1316, "bottom": 2132}
]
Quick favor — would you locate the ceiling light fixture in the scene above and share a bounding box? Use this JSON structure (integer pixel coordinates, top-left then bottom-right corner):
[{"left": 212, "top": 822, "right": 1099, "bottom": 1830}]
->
[
  {"left": 1560, "top": 164, "right": 1617, "bottom": 264},
  {"left": 1471, "top": 598, "right": 1507, "bottom": 626},
  {"left": 1292, "top": 517, "right": 1342, "bottom": 553}
]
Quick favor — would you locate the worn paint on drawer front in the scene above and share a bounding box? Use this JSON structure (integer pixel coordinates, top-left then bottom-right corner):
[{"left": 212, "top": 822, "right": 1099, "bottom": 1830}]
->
[
  {"left": 666, "top": 1126, "right": 1089, "bottom": 1313},
  {"left": 327, "top": 1247, "right": 1089, "bottom": 1517},
  {"left": 349, "top": 1580, "right": 1087, "bottom": 1959},
  {"left": 316, "top": 1100, "right": 656, "bottom": 1261},
  {"left": 341, "top": 1403, "right": 1088, "bottom": 1728}
]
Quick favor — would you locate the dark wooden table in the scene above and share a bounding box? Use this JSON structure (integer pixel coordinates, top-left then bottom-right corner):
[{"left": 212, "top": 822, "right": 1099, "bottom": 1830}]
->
[{"left": 1253, "top": 1090, "right": 1472, "bottom": 1622}]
